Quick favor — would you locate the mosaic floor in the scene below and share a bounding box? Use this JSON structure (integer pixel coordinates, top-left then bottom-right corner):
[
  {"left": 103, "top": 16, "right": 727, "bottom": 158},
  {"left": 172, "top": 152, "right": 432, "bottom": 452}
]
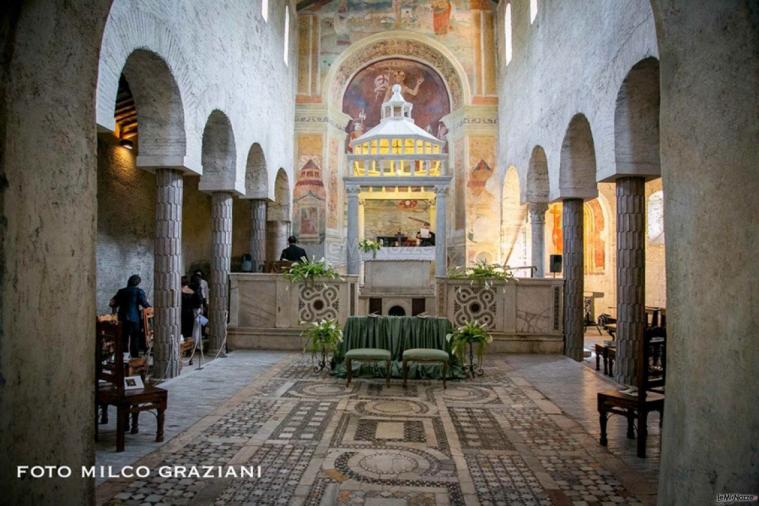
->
[{"left": 97, "top": 353, "right": 659, "bottom": 505}]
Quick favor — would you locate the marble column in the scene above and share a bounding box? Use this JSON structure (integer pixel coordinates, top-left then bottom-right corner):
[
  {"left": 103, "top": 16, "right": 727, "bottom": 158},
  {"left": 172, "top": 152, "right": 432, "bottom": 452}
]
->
[
  {"left": 563, "top": 198, "right": 584, "bottom": 361},
  {"left": 153, "top": 169, "right": 183, "bottom": 379},
  {"left": 435, "top": 185, "right": 448, "bottom": 277},
  {"left": 615, "top": 177, "right": 646, "bottom": 386},
  {"left": 209, "top": 192, "right": 233, "bottom": 354},
  {"left": 346, "top": 185, "right": 361, "bottom": 275},
  {"left": 529, "top": 202, "right": 548, "bottom": 277},
  {"left": 250, "top": 199, "right": 267, "bottom": 270}
]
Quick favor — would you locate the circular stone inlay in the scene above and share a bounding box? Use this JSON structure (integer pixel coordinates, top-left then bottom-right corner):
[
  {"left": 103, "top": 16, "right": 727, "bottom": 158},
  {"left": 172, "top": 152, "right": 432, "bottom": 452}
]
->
[{"left": 358, "top": 452, "right": 419, "bottom": 475}]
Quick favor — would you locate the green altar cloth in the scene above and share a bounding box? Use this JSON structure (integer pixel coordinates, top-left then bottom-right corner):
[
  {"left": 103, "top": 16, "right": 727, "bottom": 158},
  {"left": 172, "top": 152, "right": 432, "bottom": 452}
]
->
[{"left": 331, "top": 316, "right": 466, "bottom": 380}]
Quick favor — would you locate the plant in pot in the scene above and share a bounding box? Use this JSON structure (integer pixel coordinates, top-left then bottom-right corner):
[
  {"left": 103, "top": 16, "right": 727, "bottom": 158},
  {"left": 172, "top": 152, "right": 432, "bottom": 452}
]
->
[
  {"left": 302, "top": 318, "right": 343, "bottom": 372},
  {"left": 358, "top": 239, "right": 382, "bottom": 259},
  {"left": 448, "top": 260, "right": 515, "bottom": 288},
  {"left": 446, "top": 320, "right": 493, "bottom": 377},
  {"left": 284, "top": 257, "right": 340, "bottom": 286}
]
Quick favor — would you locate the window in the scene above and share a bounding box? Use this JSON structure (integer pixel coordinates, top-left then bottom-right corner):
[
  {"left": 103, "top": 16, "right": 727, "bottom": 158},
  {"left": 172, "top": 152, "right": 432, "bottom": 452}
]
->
[
  {"left": 530, "top": 0, "right": 538, "bottom": 24},
  {"left": 504, "top": 3, "right": 513, "bottom": 65},
  {"left": 284, "top": 7, "right": 290, "bottom": 65},
  {"left": 262, "top": 0, "right": 268, "bottom": 22}
]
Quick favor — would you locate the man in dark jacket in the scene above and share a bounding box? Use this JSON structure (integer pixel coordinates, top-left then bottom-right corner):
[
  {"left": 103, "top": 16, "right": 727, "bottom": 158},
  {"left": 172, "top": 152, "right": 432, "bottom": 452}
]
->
[
  {"left": 110, "top": 274, "right": 151, "bottom": 356},
  {"left": 280, "top": 235, "right": 309, "bottom": 263}
]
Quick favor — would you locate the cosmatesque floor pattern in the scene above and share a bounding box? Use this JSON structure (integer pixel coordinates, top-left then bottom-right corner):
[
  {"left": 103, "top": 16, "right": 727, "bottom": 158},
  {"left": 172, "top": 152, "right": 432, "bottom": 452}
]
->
[{"left": 97, "top": 353, "right": 659, "bottom": 505}]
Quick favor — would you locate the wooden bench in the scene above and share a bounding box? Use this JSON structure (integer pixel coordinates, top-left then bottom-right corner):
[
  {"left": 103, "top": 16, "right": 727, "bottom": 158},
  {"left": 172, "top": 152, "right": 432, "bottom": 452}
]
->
[
  {"left": 402, "top": 348, "right": 449, "bottom": 389},
  {"left": 345, "top": 348, "right": 391, "bottom": 387},
  {"left": 96, "top": 320, "right": 167, "bottom": 452}
]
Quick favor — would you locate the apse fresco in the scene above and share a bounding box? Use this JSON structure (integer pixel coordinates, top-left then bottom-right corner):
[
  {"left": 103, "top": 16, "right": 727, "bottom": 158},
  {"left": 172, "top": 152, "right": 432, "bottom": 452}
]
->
[{"left": 343, "top": 58, "right": 450, "bottom": 141}]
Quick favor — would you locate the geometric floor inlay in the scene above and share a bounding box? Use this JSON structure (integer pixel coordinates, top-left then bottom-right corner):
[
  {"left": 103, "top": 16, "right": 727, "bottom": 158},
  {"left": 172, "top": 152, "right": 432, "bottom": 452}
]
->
[{"left": 97, "top": 354, "right": 654, "bottom": 505}]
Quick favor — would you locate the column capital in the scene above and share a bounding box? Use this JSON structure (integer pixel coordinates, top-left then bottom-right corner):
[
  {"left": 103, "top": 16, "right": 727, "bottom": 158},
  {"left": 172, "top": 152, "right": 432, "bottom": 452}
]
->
[
  {"left": 528, "top": 202, "right": 548, "bottom": 223},
  {"left": 346, "top": 184, "right": 361, "bottom": 196},
  {"left": 434, "top": 184, "right": 449, "bottom": 195}
]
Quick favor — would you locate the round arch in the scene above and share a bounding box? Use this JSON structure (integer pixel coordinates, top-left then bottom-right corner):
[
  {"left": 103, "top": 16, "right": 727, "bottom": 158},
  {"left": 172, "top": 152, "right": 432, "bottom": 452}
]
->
[
  {"left": 526, "top": 145, "right": 549, "bottom": 203},
  {"left": 559, "top": 113, "right": 598, "bottom": 199},
  {"left": 115, "top": 49, "right": 187, "bottom": 162},
  {"left": 244, "top": 143, "right": 268, "bottom": 199},
  {"left": 325, "top": 31, "right": 471, "bottom": 111},
  {"left": 614, "top": 57, "right": 660, "bottom": 176},
  {"left": 200, "top": 109, "right": 236, "bottom": 188}
]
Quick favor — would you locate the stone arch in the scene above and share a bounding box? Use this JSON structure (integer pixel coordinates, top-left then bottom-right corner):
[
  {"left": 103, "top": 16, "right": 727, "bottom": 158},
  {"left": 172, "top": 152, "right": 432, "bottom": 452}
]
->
[
  {"left": 200, "top": 109, "right": 236, "bottom": 189},
  {"left": 614, "top": 57, "right": 660, "bottom": 176},
  {"left": 325, "top": 31, "right": 471, "bottom": 111},
  {"left": 96, "top": 6, "right": 197, "bottom": 170},
  {"left": 268, "top": 168, "right": 291, "bottom": 222},
  {"left": 559, "top": 114, "right": 598, "bottom": 199},
  {"left": 245, "top": 143, "right": 268, "bottom": 199},
  {"left": 526, "top": 145, "right": 549, "bottom": 203},
  {"left": 114, "top": 49, "right": 187, "bottom": 163}
]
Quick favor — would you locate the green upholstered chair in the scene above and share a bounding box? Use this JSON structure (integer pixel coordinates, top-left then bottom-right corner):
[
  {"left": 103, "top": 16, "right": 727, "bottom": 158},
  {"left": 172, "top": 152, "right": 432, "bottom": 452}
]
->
[
  {"left": 402, "top": 348, "right": 449, "bottom": 389},
  {"left": 345, "top": 348, "right": 392, "bottom": 387}
]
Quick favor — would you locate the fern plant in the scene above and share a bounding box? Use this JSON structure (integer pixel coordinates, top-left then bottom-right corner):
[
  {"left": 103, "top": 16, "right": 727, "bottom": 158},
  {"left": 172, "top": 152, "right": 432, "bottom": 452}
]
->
[
  {"left": 446, "top": 320, "right": 493, "bottom": 364},
  {"left": 448, "top": 260, "right": 515, "bottom": 288},
  {"left": 284, "top": 257, "right": 340, "bottom": 285}
]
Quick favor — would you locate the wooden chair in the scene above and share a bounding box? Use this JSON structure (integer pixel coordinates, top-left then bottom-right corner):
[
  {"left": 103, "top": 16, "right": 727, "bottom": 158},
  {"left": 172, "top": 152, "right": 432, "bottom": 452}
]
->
[
  {"left": 95, "top": 320, "right": 167, "bottom": 452},
  {"left": 597, "top": 332, "right": 664, "bottom": 458}
]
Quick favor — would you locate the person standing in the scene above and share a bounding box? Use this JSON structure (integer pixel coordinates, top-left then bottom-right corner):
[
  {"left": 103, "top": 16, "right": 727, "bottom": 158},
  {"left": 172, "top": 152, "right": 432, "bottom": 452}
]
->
[
  {"left": 109, "top": 274, "right": 151, "bottom": 357},
  {"left": 180, "top": 276, "right": 204, "bottom": 340},
  {"left": 280, "top": 236, "right": 309, "bottom": 263}
]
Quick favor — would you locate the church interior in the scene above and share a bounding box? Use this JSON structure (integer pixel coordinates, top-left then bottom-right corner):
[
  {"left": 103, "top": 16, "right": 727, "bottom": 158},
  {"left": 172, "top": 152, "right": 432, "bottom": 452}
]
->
[{"left": 0, "top": 1, "right": 757, "bottom": 505}]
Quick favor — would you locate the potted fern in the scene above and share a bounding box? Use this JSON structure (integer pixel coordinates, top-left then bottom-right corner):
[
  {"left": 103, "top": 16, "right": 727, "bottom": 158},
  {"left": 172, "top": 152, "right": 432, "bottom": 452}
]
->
[
  {"left": 446, "top": 320, "right": 493, "bottom": 377},
  {"left": 448, "top": 260, "right": 515, "bottom": 288},
  {"left": 358, "top": 239, "right": 382, "bottom": 259},
  {"left": 284, "top": 257, "right": 340, "bottom": 286},
  {"left": 302, "top": 318, "right": 343, "bottom": 372}
]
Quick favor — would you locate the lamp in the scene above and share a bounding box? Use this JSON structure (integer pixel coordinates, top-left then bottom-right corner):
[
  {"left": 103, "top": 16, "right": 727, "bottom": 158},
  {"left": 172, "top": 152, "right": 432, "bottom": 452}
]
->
[{"left": 119, "top": 138, "right": 134, "bottom": 150}]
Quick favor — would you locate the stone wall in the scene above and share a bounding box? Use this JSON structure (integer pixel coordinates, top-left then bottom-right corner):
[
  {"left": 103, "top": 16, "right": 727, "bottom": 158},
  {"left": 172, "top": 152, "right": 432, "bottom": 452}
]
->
[
  {"left": 97, "top": 142, "right": 258, "bottom": 314},
  {"left": 495, "top": 0, "right": 658, "bottom": 189},
  {"left": 0, "top": 2, "right": 111, "bottom": 503}
]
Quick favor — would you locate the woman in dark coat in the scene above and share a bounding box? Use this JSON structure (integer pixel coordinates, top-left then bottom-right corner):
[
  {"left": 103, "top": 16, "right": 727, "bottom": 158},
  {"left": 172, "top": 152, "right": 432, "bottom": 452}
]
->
[{"left": 180, "top": 275, "right": 204, "bottom": 339}]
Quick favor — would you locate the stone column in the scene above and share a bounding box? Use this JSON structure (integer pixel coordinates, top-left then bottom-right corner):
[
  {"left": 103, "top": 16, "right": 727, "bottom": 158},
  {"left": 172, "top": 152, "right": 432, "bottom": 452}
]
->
[
  {"left": 346, "top": 185, "right": 361, "bottom": 275},
  {"left": 250, "top": 199, "right": 267, "bottom": 270},
  {"left": 529, "top": 202, "right": 548, "bottom": 277},
  {"left": 435, "top": 185, "right": 448, "bottom": 277},
  {"left": 563, "top": 198, "right": 584, "bottom": 361},
  {"left": 209, "top": 192, "right": 233, "bottom": 354},
  {"left": 615, "top": 177, "right": 646, "bottom": 386},
  {"left": 153, "top": 169, "right": 183, "bottom": 378}
]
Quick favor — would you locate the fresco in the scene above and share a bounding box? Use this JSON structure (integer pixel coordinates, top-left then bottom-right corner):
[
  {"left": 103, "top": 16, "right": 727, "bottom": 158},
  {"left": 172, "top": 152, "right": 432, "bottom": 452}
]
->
[
  {"left": 342, "top": 57, "right": 451, "bottom": 139},
  {"left": 547, "top": 200, "right": 606, "bottom": 274},
  {"left": 466, "top": 135, "right": 498, "bottom": 264},
  {"left": 583, "top": 199, "right": 606, "bottom": 274},
  {"left": 294, "top": 134, "right": 326, "bottom": 243},
  {"left": 299, "top": 0, "right": 496, "bottom": 107}
]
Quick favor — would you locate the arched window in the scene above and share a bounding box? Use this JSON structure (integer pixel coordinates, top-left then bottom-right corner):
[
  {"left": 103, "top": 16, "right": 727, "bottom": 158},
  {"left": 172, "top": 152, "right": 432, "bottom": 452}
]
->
[
  {"left": 504, "top": 3, "right": 513, "bottom": 65},
  {"left": 530, "top": 0, "right": 538, "bottom": 24},
  {"left": 262, "top": 0, "right": 268, "bottom": 22},
  {"left": 284, "top": 7, "right": 290, "bottom": 66}
]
